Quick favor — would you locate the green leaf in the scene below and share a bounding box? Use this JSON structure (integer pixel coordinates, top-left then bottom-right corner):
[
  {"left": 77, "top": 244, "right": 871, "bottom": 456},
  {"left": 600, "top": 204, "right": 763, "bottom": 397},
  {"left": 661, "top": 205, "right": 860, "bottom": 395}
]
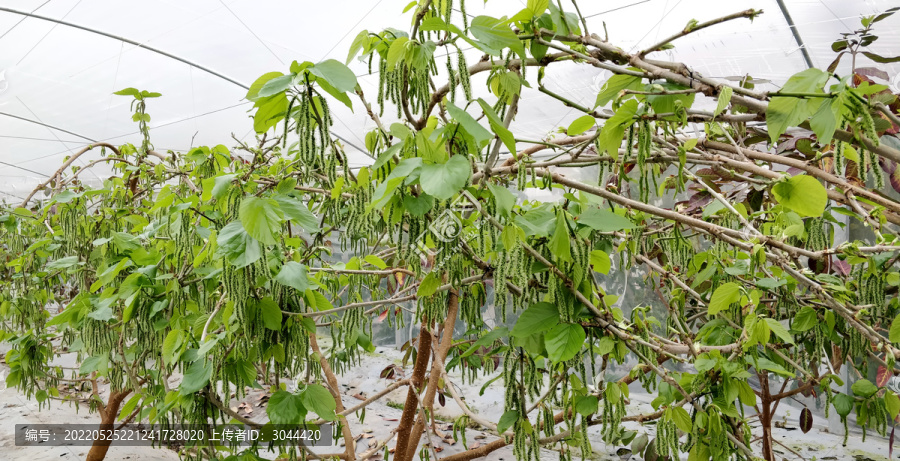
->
[
  {"left": 267, "top": 390, "right": 306, "bottom": 425},
  {"left": 809, "top": 93, "right": 844, "bottom": 145},
  {"left": 736, "top": 381, "right": 757, "bottom": 406},
  {"left": 589, "top": 250, "right": 611, "bottom": 274},
  {"left": 500, "top": 224, "right": 521, "bottom": 251},
  {"left": 162, "top": 330, "right": 183, "bottom": 365},
  {"left": 755, "top": 357, "right": 794, "bottom": 378},
  {"left": 851, "top": 379, "right": 878, "bottom": 398},
  {"left": 511, "top": 302, "right": 560, "bottom": 337},
  {"left": 364, "top": 255, "right": 387, "bottom": 269},
  {"left": 273, "top": 195, "right": 318, "bottom": 233},
  {"left": 310, "top": 59, "right": 359, "bottom": 93},
  {"left": 274, "top": 262, "right": 309, "bottom": 292},
  {"left": 487, "top": 183, "right": 516, "bottom": 217},
  {"left": 714, "top": 86, "right": 733, "bottom": 117},
  {"left": 577, "top": 207, "right": 636, "bottom": 232},
  {"left": 574, "top": 395, "right": 599, "bottom": 416},
  {"left": 646, "top": 83, "right": 696, "bottom": 115},
  {"left": 211, "top": 174, "right": 236, "bottom": 199},
  {"left": 215, "top": 221, "right": 261, "bottom": 268},
  {"left": 446, "top": 101, "right": 493, "bottom": 147},
  {"left": 567, "top": 115, "right": 595, "bottom": 136},
  {"left": 239, "top": 196, "right": 284, "bottom": 245},
  {"left": 708, "top": 282, "right": 741, "bottom": 315},
  {"left": 301, "top": 384, "right": 337, "bottom": 421},
  {"left": 113, "top": 87, "right": 141, "bottom": 98},
  {"left": 417, "top": 272, "right": 442, "bottom": 298},
  {"left": 515, "top": 207, "right": 556, "bottom": 237},
  {"left": 548, "top": 213, "right": 572, "bottom": 263},
  {"left": 476, "top": 98, "right": 516, "bottom": 155},
  {"left": 764, "top": 318, "right": 794, "bottom": 344},
  {"left": 258, "top": 74, "right": 294, "bottom": 98},
  {"left": 118, "top": 393, "right": 142, "bottom": 421},
  {"left": 258, "top": 297, "right": 283, "bottom": 331},
  {"left": 833, "top": 393, "right": 853, "bottom": 417},
  {"left": 46, "top": 256, "right": 79, "bottom": 270},
  {"left": 885, "top": 391, "right": 900, "bottom": 419},
  {"left": 247, "top": 72, "right": 285, "bottom": 100},
  {"left": 386, "top": 37, "right": 409, "bottom": 69},
  {"left": 545, "top": 323, "right": 586, "bottom": 362},
  {"left": 460, "top": 327, "right": 509, "bottom": 358},
  {"left": 253, "top": 93, "right": 289, "bottom": 133},
  {"left": 771, "top": 175, "right": 827, "bottom": 217},
  {"left": 766, "top": 68, "right": 829, "bottom": 142},
  {"left": 842, "top": 145, "right": 860, "bottom": 163},
  {"left": 306, "top": 290, "right": 334, "bottom": 311},
  {"left": 403, "top": 193, "right": 434, "bottom": 217},
  {"left": 890, "top": 314, "right": 900, "bottom": 343},
  {"left": 469, "top": 16, "right": 525, "bottom": 58},
  {"left": 87, "top": 306, "right": 115, "bottom": 322},
  {"left": 53, "top": 190, "right": 83, "bottom": 203},
  {"left": 669, "top": 407, "right": 693, "bottom": 433},
  {"left": 418, "top": 155, "right": 471, "bottom": 200},
  {"left": 792, "top": 307, "right": 818, "bottom": 332},
  {"left": 595, "top": 74, "right": 642, "bottom": 107},
  {"left": 756, "top": 277, "right": 786, "bottom": 290},
  {"left": 371, "top": 143, "right": 402, "bottom": 171},
  {"left": 526, "top": 0, "right": 549, "bottom": 17},
  {"left": 497, "top": 410, "right": 519, "bottom": 434},
  {"left": 318, "top": 77, "right": 354, "bottom": 109},
  {"left": 346, "top": 29, "right": 370, "bottom": 64},
  {"left": 79, "top": 355, "right": 107, "bottom": 375},
  {"left": 766, "top": 97, "right": 807, "bottom": 143},
  {"left": 181, "top": 359, "right": 213, "bottom": 394},
  {"left": 419, "top": 17, "right": 449, "bottom": 32},
  {"left": 597, "top": 100, "right": 638, "bottom": 157}
]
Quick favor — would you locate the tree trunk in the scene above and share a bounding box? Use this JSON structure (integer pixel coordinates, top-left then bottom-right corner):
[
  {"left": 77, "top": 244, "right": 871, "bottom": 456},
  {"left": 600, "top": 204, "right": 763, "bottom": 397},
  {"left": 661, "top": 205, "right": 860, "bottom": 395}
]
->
[
  {"left": 309, "top": 333, "right": 356, "bottom": 460},
  {"left": 758, "top": 373, "right": 776, "bottom": 461},
  {"left": 394, "top": 319, "right": 433, "bottom": 461},
  {"left": 85, "top": 389, "right": 130, "bottom": 461},
  {"left": 403, "top": 290, "right": 460, "bottom": 461}
]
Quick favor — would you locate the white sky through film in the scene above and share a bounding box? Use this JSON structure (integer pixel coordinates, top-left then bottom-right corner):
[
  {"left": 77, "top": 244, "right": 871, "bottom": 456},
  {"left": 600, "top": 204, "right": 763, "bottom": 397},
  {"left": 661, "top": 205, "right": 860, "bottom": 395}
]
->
[{"left": 0, "top": 0, "right": 897, "bottom": 201}]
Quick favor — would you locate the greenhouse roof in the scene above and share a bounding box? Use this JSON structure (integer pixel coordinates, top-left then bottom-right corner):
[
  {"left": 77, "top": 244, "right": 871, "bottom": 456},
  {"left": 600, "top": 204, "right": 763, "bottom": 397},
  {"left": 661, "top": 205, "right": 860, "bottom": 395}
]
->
[{"left": 0, "top": 0, "right": 897, "bottom": 201}]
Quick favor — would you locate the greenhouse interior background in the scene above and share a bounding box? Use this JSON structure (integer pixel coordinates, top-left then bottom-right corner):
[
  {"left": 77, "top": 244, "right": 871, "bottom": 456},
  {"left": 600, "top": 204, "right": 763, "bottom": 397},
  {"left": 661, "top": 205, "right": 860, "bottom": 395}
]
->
[
  {"left": 0, "top": 0, "right": 897, "bottom": 198},
  {"left": 0, "top": 0, "right": 899, "bottom": 460}
]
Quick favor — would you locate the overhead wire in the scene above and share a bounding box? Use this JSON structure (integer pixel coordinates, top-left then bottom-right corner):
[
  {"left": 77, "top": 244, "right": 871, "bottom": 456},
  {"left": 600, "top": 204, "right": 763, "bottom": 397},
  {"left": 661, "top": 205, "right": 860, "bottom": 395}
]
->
[
  {"left": 217, "top": 0, "right": 285, "bottom": 65},
  {"left": 583, "top": 0, "right": 652, "bottom": 19},
  {"left": 14, "top": 101, "right": 253, "bottom": 165},
  {"left": 319, "top": 0, "right": 387, "bottom": 61},
  {"left": 15, "top": 0, "right": 84, "bottom": 66},
  {"left": 0, "top": 5, "right": 368, "bottom": 161},
  {"left": 0, "top": 0, "right": 51, "bottom": 42},
  {"left": 17, "top": 95, "right": 103, "bottom": 182}
]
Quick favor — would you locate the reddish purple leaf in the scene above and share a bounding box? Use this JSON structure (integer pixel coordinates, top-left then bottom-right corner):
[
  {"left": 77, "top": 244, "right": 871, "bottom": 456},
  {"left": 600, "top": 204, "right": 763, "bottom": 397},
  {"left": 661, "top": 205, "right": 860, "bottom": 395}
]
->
[
  {"left": 881, "top": 159, "right": 900, "bottom": 193},
  {"left": 878, "top": 365, "right": 892, "bottom": 387},
  {"left": 800, "top": 407, "right": 813, "bottom": 433},
  {"left": 833, "top": 259, "right": 851, "bottom": 276},
  {"left": 856, "top": 67, "right": 890, "bottom": 80}
]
